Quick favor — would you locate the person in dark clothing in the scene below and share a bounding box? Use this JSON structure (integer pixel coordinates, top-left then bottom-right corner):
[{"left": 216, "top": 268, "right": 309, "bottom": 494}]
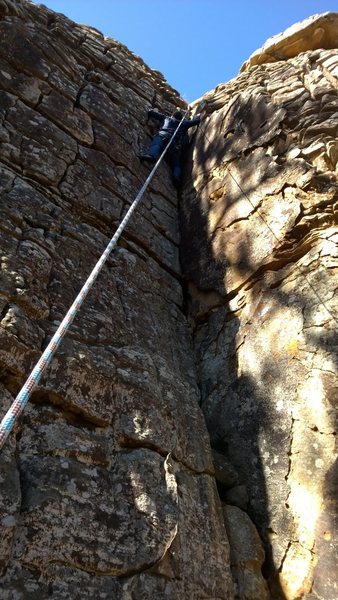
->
[{"left": 139, "top": 109, "right": 201, "bottom": 187}]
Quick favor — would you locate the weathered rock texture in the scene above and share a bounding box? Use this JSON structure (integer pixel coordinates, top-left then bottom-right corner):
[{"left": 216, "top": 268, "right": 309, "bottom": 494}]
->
[
  {"left": 181, "top": 12, "right": 338, "bottom": 600},
  {"left": 0, "top": 0, "right": 234, "bottom": 598},
  {"left": 241, "top": 12, "right": 338, "bottom": 72},
  {"left": 0, "top": 2, "right": 337, "bottom": 599}
]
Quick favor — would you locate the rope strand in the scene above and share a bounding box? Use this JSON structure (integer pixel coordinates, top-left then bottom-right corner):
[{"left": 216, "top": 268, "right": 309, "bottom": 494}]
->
[{"left": 0, "top": 110, "right": 188, "bottom": 450}]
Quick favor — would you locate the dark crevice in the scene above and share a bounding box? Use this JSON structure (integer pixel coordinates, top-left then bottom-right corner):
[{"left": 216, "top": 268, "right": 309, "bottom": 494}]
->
[
  {"left": 28, "top": 390, "right": 109, "bottom": 428},
  {"left": 0, "top": 301, "right": 10, "bottom": 322},
  {"left": 74, "top": 83, "right": 88, "bottom": 108}
]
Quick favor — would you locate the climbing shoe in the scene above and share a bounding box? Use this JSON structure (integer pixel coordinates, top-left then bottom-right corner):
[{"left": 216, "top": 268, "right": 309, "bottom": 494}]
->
[{"left": 138, "top": 154, "right": 155, "bottom": 163}]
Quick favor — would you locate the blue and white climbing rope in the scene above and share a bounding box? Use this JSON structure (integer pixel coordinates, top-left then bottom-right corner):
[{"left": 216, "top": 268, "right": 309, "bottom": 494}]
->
[{"left": 0, "top": 109, "right": 188, "bottom": 450}]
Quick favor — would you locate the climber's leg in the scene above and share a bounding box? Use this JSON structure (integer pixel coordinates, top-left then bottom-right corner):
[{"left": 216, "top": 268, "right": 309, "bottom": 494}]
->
[
  {"left": 168, "top": 145, "right": 182, "bottom": 188},
  {"left": 139, "top": 133, "right": 169, "bottom": 162}
]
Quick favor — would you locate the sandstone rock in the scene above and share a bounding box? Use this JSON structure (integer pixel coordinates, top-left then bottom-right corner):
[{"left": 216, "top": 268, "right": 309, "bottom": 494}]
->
[
  {"left": 212, "top": 449, "right": 239, "bottom": 489},
  {"left": 0, "top": 0, "right": 233, "bottom": 598},
  {"left": 17, "top": 447, "right": 178, "bottom": 574},
  {"left": 222, "top": 485, "right": 249, "bottom": 511},
  {"left": 182, "top": 26, "right": 338, "bottom": 600},
  {"left": 241, "top": 12, "right": 338, "bottom": 71},
  {"left": 223, "top": 505, "right": 269, "bottom": 600},
  {"left": 1, "top": 1, "right": 338, "bottom": 598},
  {"left": 0, "top": 384, "right": 21, "bottom": 576}
]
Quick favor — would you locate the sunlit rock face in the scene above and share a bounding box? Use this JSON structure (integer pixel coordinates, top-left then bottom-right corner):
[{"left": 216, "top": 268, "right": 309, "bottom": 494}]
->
[
  {"left": 0, "top": 0, "right": 234, "bottom": 598},
  {"left": 241, "top": 11, "right": 338, "bottom": 71},
  {"left": 181, "top": 12, "right": 338, "bottom": 600}
]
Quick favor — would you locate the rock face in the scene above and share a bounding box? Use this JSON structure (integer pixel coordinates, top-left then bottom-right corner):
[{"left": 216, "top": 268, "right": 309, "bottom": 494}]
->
[
  {"left": 0, "top": 1, "right": 233, "bottom": 598},
  {"left": 240, "top": 12, "right": 338, "bottom": 71},
  {"left": 0, "top": 2, "right": 337, "bottom": 599},
  {"left": 181, "top": 12, "right": 338, "bottom": 600}
]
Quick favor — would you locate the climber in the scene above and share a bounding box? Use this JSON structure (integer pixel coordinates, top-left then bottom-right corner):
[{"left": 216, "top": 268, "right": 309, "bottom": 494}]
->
[{"left": 138, "top": 108, "right": 201, "bottom": 187}]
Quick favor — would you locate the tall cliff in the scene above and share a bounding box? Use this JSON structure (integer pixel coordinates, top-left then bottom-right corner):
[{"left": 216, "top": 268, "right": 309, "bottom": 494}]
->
[
  {"left": 0, "top": 2, "right": 337, "bottom": 599},
  {"left": 0, "top": 1, "right": 233, "bottom": 598}
]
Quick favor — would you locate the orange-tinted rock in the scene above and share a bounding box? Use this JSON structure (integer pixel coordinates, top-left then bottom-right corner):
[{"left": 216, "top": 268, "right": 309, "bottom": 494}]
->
[
  {"left": 182, "top": 21, "right": 338, "bottom": 600},
  {"left": 241, "top": 12, "right": 338, "bottom": 71}
]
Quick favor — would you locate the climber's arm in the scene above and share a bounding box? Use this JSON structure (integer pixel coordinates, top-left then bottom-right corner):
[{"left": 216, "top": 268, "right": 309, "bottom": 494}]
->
[
  {"left": 185, "top": 114, "right": 201, "bottom": 128},
  {"left": 148, "top": 109, "right": 165, "bottom": 124}
]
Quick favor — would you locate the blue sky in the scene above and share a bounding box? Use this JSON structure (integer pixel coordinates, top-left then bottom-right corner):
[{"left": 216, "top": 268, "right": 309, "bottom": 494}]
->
[{"left": 39, "top": 0, "right": 337, "bottom": 102}]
